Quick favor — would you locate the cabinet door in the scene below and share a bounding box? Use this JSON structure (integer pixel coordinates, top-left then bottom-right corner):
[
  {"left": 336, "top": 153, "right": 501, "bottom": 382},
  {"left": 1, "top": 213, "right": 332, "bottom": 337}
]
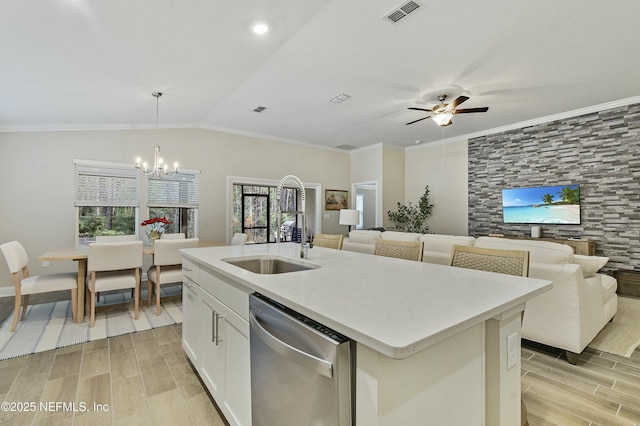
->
[
  {"left": 182, "top": 278, "right": 200, "bottom": 366},
  {"left": 200, "top": 291, "right": 226, "bottom": 400},
  {"left": 222, "top": 308, "right": 251, "bottom": 426}
]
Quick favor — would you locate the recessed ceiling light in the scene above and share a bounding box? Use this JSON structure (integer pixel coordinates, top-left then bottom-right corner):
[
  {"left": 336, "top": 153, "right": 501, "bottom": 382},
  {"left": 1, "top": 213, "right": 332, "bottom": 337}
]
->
[
  {"left": 252, "top": 23, "right": 269, "bottom": 34},
  {"left": 329, "top": 93, "right": 351, "bottom": 103}
]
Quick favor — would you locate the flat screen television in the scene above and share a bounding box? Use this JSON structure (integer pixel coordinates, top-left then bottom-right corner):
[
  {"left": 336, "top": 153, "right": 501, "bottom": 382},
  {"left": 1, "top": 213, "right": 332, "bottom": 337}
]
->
[{"left": 501, "top": 184, "right": 581, "bottom": 224}]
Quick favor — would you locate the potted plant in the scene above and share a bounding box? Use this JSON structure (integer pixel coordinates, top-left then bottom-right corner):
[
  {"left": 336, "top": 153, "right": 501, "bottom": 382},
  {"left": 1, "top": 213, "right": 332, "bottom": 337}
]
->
[{"left": 387, "top": 186, "right": 433, "bottom": 233}]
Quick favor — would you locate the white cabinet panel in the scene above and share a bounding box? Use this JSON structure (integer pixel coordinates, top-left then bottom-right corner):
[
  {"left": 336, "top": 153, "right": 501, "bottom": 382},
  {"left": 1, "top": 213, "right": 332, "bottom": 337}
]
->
[
  {"left": 182, "top": 258, "right": 252, "bottom": 426},
  {"left": 182, "top": 278, "right": 200, "bottom": 366},
  {"left": 200, "top": 290, "right": 226, "bottom": 399}
]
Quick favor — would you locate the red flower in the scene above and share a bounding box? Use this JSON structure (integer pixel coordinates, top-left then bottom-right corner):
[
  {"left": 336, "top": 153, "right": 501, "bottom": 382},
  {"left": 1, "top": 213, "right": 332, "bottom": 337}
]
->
[{"left": 141, "top": 216, "right": 172, "bottom": 226}]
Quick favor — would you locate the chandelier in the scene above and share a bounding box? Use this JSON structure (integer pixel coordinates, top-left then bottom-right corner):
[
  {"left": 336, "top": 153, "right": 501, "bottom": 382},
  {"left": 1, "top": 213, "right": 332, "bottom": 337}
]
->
[{"left": 135, "top": 92, "right": 178, "bottom": 177}]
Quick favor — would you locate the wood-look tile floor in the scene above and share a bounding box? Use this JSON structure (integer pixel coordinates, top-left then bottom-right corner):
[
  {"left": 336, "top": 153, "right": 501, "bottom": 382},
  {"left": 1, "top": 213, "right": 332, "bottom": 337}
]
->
[
  {"left": 0, "top": 323, "right": 228, "bottom": 426},
  {"left": 2, "top": 294, "right": 640, "bottom": 425},
  {"left": 521, "top": 341, "right": 640, "bottom": 426}
]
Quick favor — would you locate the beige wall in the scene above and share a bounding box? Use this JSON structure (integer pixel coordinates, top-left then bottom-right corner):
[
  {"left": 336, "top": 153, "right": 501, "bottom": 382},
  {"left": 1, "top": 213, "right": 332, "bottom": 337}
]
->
[
  {"left": 381, "top": 146, "right": 405, "bottom": 229},
  {"left": 404, "top": 139, "right": 469, "bottom": 236},
  {"left": 349, "top": 144, "right": 407, "bottom": 229},
  {"left": 350, "top": 144, "right": 383, "bottom": 228},
  {"left": 0, "top": 128, "right": 350, "bottom": 288}
]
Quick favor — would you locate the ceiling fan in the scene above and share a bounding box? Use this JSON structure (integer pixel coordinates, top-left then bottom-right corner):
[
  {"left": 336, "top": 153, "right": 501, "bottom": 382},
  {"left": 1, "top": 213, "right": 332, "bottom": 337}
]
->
[{"left": 406, "top": 95, "right": 489, "bottom": 126}]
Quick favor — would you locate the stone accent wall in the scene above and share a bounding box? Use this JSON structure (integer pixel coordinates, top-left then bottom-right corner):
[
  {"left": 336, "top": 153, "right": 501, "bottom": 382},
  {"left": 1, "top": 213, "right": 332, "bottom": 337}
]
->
[{"left": 468, "top": 103, "right": 640, "bottom": 270}]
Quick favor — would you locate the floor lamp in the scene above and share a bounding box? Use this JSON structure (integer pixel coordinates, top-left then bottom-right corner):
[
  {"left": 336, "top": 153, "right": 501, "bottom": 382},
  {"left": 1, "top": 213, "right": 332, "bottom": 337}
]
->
[{"left": 339, "top": 209, "right": 359, "bottom": 234}]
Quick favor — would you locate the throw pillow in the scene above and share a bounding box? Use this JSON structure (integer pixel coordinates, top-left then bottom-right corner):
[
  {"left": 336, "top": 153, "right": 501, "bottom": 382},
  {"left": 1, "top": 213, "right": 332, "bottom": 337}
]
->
[{"left": 572, "top": 254, "right": 609, "bottom": 277}]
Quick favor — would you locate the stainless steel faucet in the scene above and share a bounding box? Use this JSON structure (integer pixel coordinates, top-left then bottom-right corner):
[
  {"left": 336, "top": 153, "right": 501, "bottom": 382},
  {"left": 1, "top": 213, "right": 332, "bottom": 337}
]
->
[{"left": 276, "top": 175, "right": 308, "bottom": 258}]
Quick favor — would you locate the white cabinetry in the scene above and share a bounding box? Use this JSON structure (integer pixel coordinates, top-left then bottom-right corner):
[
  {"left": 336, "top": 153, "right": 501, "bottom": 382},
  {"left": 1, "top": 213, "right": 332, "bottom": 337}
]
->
[
  {"left": 182, "top": 258, "right": 251, "bottom": 426},
  {"left": 182, "top": 277, "right": 200, "bottom": 365}
]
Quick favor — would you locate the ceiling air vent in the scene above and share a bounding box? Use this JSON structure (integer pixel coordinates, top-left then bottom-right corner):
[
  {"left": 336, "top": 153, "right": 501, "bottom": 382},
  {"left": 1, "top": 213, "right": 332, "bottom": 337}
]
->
[
  {"left": 384, "top": 1, "right": 421, "bottom": 24},
  {"left": 253, "top": 106, "right": 267, "bottom": 113}
]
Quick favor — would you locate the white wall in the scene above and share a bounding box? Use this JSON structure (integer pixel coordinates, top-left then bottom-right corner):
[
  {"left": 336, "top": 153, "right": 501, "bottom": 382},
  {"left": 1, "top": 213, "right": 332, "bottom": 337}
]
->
[
  {"left": 381, "top": 146, "right": 405, "bottom": 229},
  {"left": 0, "top": 128, "right": 349, "bottom": 288},
  {"left": 350, "top": 145, "right": 383, "bottom": 228},
  {"left": 404, "top": 139, "right": 469, "bottom": 236}
]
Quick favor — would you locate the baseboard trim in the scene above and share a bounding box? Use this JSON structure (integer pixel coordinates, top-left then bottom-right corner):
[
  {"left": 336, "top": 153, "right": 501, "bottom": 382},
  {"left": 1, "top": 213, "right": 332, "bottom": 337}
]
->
[{"left": 0, "top": 287, "right": 15, "bottom": 298}]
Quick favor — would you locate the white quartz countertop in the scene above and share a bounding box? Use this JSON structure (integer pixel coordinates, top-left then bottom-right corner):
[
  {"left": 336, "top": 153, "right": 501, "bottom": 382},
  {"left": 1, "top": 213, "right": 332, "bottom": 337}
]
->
[{"left": 182, "top": 243, "right": 551, "bottom": 359}]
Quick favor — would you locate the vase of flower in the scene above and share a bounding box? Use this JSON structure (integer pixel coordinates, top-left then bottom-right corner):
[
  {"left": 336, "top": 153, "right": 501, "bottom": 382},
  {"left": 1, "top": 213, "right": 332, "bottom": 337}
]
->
[{"left": 141, "top": 216, "right": 171, "bottom": 246}]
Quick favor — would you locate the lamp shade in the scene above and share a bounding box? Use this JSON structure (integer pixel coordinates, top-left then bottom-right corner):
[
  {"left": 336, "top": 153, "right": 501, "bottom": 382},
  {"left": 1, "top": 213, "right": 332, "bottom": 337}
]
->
[{"left": 339, "top": 209, "right": 359, "bottom": 226}]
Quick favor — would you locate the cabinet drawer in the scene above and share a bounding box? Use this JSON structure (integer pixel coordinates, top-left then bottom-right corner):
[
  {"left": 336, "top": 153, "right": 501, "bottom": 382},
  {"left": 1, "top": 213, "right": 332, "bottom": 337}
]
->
[
  {"left": 200, "top": 267, "right": 250, "bottom": 321},
  {"left": 182, "top": 258, "right": 200, "bottom": 282}
]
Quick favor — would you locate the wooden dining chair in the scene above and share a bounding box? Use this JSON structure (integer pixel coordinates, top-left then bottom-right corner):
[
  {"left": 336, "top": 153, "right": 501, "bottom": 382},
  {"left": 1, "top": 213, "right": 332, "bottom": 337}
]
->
[
  {"left": 449, "top": 244, "right": 531, "bottom": 426},
  {"left": 374, "top": 239, "right": 424, "bottom": 261},
  {"left": 87, "top": 241, "right": 143, "bottom": 327},
  {"left": 449, "top": 245, "right": 530, "bottom": 277},
  {"left": 312, "top": 234, "right": 344, "bottom": 250},
  {"left": 1, "top": 241, "right": 78, "bottom": 332},
  {"left": 147, "top": 238, "right": 199, "bottom": 315},
  {"left": 95, "top": 235, "right": 136, "bottom": 242},
  {"left": 162, "top": 233, "right": 186, "bottom": 239},
  {"left": 231, "top": 233, "right": 248, "bottom": 245}
]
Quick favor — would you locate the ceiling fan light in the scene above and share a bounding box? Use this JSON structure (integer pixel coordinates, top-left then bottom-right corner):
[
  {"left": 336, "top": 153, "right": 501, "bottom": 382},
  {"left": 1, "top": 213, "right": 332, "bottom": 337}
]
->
[{"left": 432, "top": 112, "right": 453, "bottom": 126}]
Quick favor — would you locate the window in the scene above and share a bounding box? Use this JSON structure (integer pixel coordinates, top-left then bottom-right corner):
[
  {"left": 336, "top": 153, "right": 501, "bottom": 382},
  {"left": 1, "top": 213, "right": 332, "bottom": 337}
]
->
[
  {"left": 74, "top": 159, "right": 139, "bottom": 245},
  {"left": 232, "top": 184, "right": 298, "bottom": 244},
  {"left": 74, "top": 160, "right": 200, "bottom": 245},
  {"left": 148, "top": 171, "right": 200, "bottom": 238}
]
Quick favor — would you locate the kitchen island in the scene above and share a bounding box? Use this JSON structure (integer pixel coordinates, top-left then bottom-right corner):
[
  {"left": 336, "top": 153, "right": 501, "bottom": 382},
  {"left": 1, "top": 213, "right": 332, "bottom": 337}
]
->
[{"left": 181, "top": 242, "right": 551, "bottom": 426}]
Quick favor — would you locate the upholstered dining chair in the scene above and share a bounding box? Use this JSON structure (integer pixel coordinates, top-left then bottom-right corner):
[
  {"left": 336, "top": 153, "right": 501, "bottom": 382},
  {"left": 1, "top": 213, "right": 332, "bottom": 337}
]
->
[
  {"left": 312, "top": 234, "right": 344, "bottom": 250},
  {"left": 87, "top": 241, "right": 143, "bottom": 327},
  {"left": 1, "top": 241, "right": 78, "bottom": 332},
  {"left": 231, "top": 233, "right": 248, "bottom": 245},
  {"left": 147, "top": 238, "right": 199, "bottom": 315},
  {"left": 373, "top": 239, "right": 424, "bottom": 261},
  {"left": 162, "top": 233, "right": 186, "bottom": 239},
  {"left": 94, "top": 235, "right": 136, "bottom": 300},
  {"left": 95, "top": 235, "right": 136, "bottom": 242},
  {"left": 449, "top": 244, "right": 531, "bottom": 426}
]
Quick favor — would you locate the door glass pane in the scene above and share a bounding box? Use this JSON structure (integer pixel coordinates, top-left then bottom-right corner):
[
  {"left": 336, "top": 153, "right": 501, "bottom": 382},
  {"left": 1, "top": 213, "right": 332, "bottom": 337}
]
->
[
  {"left": 243, "top": 195, "right": 267, "bottom": 228},
  {"left": 243, "top": 186, "right": 269, "bottom": 195},
  {"left": 246, "top": 228, "right": 267, "bottom": 244}
]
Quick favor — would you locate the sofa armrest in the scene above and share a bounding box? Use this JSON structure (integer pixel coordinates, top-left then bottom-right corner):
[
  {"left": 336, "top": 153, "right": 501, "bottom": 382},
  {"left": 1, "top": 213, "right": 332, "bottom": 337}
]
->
[{"left": 522, "top": 262, "right": 609, "bottom": 354}]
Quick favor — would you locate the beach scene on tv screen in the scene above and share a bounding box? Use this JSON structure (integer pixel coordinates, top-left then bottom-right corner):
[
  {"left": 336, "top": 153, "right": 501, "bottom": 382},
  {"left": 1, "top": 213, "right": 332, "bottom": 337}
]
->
[{"left": 502, "top": 184, "right": 580, "bottom": 224}]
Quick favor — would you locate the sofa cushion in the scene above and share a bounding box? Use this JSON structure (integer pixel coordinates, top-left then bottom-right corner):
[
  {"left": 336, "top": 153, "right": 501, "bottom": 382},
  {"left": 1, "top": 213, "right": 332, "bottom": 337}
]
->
[
  {"left": 474, "top": 237, "right": 574, "bottom": 264},
  {"left": 420, "top": 234, "right": 475, "bottom": 253},
  {"left": 348, "top": 230, "right": 381, "bottom": 245},
  {"left": 381, "top": 231, "right": 421, "bottom": 242},
  {"left": 572, "top": 254, "right": 609, "bottom": 277}
]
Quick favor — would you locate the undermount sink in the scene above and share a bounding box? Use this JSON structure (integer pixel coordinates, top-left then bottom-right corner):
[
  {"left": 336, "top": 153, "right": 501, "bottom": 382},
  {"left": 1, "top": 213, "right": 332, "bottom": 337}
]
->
[{"left": 222, "top": 255, "right": 319, "bottom": 274}]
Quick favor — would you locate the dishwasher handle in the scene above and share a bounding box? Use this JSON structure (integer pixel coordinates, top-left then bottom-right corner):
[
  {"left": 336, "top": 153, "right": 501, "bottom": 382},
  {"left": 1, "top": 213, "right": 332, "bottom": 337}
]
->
[{"left": 250, "top": 311, "right": 333, "bottom": 379}]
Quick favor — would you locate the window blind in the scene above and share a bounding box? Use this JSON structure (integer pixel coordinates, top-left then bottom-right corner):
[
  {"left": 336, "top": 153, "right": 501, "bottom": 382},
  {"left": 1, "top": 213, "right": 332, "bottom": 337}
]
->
[
  {"left": 148, "top": 171, "right": 200, "bottom": 207},
  {"left": 74, "top": 160, "right": 140, "bottom": 207}
]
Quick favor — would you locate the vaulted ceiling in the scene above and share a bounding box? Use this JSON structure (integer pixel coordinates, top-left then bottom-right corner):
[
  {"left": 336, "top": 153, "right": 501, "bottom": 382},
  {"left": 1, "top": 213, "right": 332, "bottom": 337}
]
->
[{"left": 2, "top": 0, "right": 639, "bottom": 149}]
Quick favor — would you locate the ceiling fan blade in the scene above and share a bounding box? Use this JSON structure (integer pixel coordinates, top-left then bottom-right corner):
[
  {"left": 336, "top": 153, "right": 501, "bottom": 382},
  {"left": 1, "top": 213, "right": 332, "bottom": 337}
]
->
[
  {"left": 405, "top": 116, "right": 431, "bottom": 125},
  {"left": 407, "top": 107, "right": 432, "bottom": 112},
  {"left": 453, "top": 107, "right": 489, "bottom": 114},
  {"left": 448, "top": 96, "right": 469, "bottom": 110}
]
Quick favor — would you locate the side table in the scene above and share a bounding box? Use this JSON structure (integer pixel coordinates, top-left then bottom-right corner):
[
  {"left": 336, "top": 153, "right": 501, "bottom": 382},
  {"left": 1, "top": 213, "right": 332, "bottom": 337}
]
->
[{"left": 614, "top": 270, "right": 640, "bottom": 297}]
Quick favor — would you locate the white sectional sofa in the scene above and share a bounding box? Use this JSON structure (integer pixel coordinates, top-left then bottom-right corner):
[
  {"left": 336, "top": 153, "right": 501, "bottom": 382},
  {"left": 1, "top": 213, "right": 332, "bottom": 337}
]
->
[
  {"left": 342, "top": 230, "right": 475, "bottom": 262},
  {"left": 474, "top": 237, "right": 617, "bottom": 362},
  {"left": 342, "top": 230, "right": 618, "bottom": 362}
]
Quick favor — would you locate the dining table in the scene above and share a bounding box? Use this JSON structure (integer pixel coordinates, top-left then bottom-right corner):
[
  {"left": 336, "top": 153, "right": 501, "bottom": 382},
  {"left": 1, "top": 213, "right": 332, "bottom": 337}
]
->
[{"left": 37, "top": 240, "right": 224, "bottom": 323}]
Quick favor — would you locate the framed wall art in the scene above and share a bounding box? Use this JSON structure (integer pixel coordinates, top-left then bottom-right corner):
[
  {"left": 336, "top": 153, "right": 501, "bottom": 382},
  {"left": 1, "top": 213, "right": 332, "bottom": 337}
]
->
[{"left": 325, "top": 189, "right": 349, "bottom": 210}]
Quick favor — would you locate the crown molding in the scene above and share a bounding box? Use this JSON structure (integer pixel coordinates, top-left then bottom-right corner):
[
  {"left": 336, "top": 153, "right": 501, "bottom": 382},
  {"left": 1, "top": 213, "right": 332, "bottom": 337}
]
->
[{"left": 408, "top": 96, "right": 640, "bottom": 151}]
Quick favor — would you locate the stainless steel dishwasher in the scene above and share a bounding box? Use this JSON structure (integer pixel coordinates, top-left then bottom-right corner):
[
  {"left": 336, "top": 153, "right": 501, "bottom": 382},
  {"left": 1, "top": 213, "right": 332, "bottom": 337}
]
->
[{"left": 249, "top": 293, "right": 353, "bottom": 426}]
